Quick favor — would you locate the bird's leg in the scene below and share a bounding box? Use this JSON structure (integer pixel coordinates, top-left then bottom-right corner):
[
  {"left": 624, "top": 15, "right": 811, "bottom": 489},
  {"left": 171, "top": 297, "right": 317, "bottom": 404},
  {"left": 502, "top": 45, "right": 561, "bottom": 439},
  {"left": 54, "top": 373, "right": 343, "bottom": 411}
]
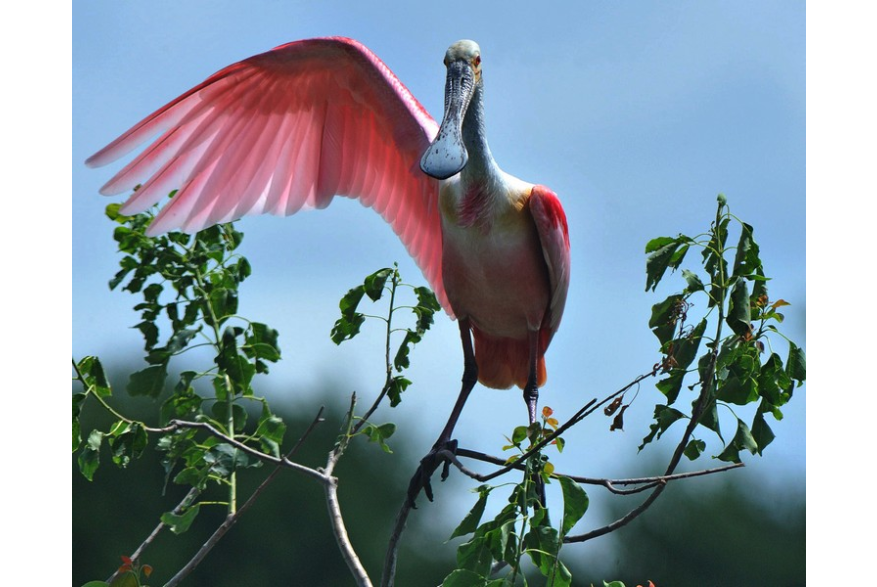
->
[
  {"left": 523, "top": 330, "right": 541, "bottom": 425},
  {"left": 406, "top": 319, "right": 478, "bottom": 507},
  {"left": 523, "top": 330, "right": 547, "bottom": 507}
]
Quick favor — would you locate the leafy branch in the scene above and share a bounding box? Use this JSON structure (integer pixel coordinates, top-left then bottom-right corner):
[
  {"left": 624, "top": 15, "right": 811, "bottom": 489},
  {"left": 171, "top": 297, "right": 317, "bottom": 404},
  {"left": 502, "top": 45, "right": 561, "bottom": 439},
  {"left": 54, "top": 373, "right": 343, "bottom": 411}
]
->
[{"left": 74, "top": 194, "right": 804, "bottom": 587}]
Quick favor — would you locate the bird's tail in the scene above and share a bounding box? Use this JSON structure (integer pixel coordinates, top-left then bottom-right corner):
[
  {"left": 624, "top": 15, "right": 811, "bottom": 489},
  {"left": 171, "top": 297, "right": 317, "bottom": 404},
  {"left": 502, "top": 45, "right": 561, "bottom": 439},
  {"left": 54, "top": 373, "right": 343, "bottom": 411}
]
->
[{"left": 471, "top": 326, "right": 547, "bottom": 390}]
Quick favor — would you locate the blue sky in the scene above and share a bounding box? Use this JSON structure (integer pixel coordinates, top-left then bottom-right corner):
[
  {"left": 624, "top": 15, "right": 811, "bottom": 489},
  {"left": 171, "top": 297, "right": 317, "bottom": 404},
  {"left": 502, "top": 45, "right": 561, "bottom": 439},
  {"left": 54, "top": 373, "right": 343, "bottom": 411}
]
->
[{"left": 72, "top": 0, "right": 806, "bottom": 563}]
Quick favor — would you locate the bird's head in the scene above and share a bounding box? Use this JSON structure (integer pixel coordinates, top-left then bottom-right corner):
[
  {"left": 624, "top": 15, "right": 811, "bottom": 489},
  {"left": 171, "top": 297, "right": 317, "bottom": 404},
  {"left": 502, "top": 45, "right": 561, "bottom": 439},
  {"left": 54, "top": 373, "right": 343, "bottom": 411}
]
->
[{"left": 420, "top": 40, "right": 482, "bottom": 180}]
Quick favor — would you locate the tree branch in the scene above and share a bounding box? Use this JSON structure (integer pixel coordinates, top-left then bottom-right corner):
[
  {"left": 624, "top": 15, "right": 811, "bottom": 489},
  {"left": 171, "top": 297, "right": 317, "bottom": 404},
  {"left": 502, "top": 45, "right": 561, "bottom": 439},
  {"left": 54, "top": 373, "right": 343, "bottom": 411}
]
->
[
  {"left": 322, "top": 394, "right": 374, "bottom": 587},
  {"left": 451, "top": 448, "right": 744, "bottom": 494},
  {"left": 381, "top": 499, "right": 414, "bottom": 587},
  {"left": 164, "top": 408, "right": 328, "bottom": 587},
  {"left": 104, "top": 486, "right": 200, "bottom": 585},
  {"left": 565, "top": 296, "right": 724, "bottom": 544}
]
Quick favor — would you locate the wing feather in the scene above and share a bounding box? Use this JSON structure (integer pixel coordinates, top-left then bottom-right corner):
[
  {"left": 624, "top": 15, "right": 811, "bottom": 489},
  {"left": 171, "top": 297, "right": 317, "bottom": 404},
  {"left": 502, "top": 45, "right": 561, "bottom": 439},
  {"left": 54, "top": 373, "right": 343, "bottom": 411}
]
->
[
  {"left": 528, "top": 185, "right": 571, "bottom": 345},
  {"left": 87, "top": 37, "right": 450, "bottom": 313}
]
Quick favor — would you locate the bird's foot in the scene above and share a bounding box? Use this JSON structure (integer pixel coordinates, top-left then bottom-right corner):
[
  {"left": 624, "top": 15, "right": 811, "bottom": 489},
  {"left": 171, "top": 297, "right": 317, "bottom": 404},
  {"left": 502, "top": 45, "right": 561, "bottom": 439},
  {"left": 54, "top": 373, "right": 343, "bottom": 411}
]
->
[{"left": 406, "top": 439, "right": 458, "bottom": 508}]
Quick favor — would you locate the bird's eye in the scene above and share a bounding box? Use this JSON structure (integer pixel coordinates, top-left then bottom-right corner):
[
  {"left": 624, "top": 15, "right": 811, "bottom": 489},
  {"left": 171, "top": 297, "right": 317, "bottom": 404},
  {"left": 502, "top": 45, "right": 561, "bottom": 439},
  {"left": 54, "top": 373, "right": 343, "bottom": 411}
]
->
[{"left": 473, "top": 55, "right": 481, "bottom": 67}]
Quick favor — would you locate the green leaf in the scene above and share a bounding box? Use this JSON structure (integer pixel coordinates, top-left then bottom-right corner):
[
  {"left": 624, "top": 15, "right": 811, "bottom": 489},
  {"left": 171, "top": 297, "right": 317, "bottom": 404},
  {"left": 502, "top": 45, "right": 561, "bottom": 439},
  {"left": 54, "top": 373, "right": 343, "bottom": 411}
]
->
[
  {"left": 717, "top": 418, "right": 759, "bottom": 463},
  {"left": 363, "top": 422, "right": 397, "bottom": 454},
  {"left": 691, "top": 399, "right": 724, "bottom": 442},
  {"left": 547, "top": 559, "right": 573, "bottom": 587},
  {"left": 456, "top": 536, "right": 494, "bottom": 577},
  {"left": 681, "top": 269, "right": 705, "bottom": 293},
  {"left": 717, "top": 373, "right": 758, "bottom": 405},
  {"left": 208, "top": 287, "right": 238, "bottom": 326},
  {"left": 558, "top": 476, "right": 588, "bottom": 537},
  {"left": 81, "top": 582, "right": 111, "bottom": 587},
  {"left": 204, "top": 443, "right": 256, "bottom": 476},
  {"left": 161, "top": 503, "right": 201, "bottom": 534},
  {"left": 160, "top": 384, "right": 203, "bottom": 425},
  {"left": 442, "top": 569, "right": 486, "bottom": 587},
  {"left": 649, "top": 295, "right": 685, "bottom": 346},
  {"left": 644, "top": 235, "right": 677, "bottom": 254},
  {"left": 732, "top": 222, "right": 762, "bottom": 278},
  {"left": 393, "top": 330, "right": 422, "bottom": 371},
  {"left": 758, "top": 353, "right": 792, "bottom": 407},
  {"left": 109, "top": 572, "right": 139, "bottom": 587},
  {"left": 524, "top": 523, "right": 560, "bottom": 575},
  {"left": 751, "top": 404, "right": 776, "bottom": 455},
  {"left": 135, "top": 319, "right": 160, "bottom": 351},
  {"left": 211, "top": 402, "right": 248, "bottom": 434},
  {"left": 639, "top": 405, "right": 686, "bottom": 451},
  {"left": 331, "top": 287, "right": 366, "bottom": 344},
  {"left": 109, "top": 422, "right": 148, "bottom": 468},
  {"left": 684, "top": 438, "right": 706, "bottom": 460},
  {"left": 415, "top": 286, "right": 441, "bottom": 312},
  {"left": 726, "top": 278, "right": 752, "bottom": 337},
  {"left": 511, "top": 425, "right": 529, "bottom": 446},
  {"left": 669, "top": 318, "right": 708, "bottom": 372},
  {"left": 216, "top": 328, "right": 257, "bottom": 394},
  {"left": 244, "top": 322, "right": 281, "bottom": 363},
  {"left": 78, "top": 430, "right": 104, "bottom": 481},
  {"left": 255, "top": 408, "right": 287, "bottom": 458},
  {"left": 655, "top": 371, "right": 685, "bottom": 405},
  {"left": 77, "top": 356, "right": 112, "bottom": 398},
  {"left": 127, "top": 365, "right": 168, "bottom": 398},
  {"left": 786, "top": 342, "right": 806, "bottom": 383},
  {"left": 451, "top": 488, "right": 491, "bottom": 539},
  {"left": 702, "top": 216, "right": 730, "bottom": 275},
  {"left": 72, "top": 393, "right": 87, "bottom": 452},
  {"left": 387, "top": 376, "right": 411, "bottom": 407},
  {"left": 645, "top": 238, "right": 690, "bottom": 292},
  {"left": 695, "top": 397, "right": 723, "bottom": 441},
  {"left": 363, "top": 267, "right": 394, "bottom": 301},
  {"left": 702, "top": 216, "right": 730, "bottom": 307}
]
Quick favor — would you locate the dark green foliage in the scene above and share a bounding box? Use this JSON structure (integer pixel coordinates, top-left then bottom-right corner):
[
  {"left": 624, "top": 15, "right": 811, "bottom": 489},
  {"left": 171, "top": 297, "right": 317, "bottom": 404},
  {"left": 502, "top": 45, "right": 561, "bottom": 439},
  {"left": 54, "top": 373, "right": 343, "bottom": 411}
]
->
[
  {"left": 73, "top": 201, "right": 445, "bottom": 586},
  {"left": 330, "top": 264, "right": 439, "bottom": 409},
  {"left": 641, "top": 195, "right": 806, "bottom": 463}
]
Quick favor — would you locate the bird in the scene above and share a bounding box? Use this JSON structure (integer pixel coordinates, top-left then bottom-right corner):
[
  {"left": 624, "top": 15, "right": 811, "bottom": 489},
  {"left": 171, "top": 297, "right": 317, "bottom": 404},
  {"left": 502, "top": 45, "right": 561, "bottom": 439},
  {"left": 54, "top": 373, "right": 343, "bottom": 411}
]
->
[{"left": 87, "top": 37, "right": 571, "bottom": 504}]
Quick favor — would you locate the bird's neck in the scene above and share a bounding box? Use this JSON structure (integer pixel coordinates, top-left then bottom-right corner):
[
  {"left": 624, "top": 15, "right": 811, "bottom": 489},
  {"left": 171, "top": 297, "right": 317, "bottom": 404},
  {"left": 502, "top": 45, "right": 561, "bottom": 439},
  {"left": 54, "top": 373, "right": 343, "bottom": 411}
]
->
[{"left": 460, "top": 84, "right": 502, "bottom": 189}]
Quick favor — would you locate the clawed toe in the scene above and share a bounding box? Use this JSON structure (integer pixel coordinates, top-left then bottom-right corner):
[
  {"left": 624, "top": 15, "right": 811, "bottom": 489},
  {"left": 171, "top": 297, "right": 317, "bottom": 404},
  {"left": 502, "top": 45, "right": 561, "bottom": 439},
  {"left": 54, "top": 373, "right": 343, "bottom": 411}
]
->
[{"left": 406, "top": 439, "right": 458, "bottom": 508}]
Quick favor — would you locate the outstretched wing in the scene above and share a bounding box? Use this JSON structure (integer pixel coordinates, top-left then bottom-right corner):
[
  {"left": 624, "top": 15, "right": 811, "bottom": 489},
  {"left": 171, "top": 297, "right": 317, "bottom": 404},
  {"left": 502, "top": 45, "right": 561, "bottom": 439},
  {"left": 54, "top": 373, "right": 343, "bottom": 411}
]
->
[
  {"left": 87, "top": 37, "right": 450, "bottom": 312},
  {"left": 528, "top": 185, "right": 571, "bottom": 348}
]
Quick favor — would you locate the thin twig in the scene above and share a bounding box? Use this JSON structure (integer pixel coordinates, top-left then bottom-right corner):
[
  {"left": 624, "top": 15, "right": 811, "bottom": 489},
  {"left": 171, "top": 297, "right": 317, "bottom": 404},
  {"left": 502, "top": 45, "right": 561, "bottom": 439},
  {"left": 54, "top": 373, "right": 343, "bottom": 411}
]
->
[
  {"left": 452, "top": 448, "right": 743, "bottom": 494},
  {"left": 322, "top": 394, "right": 374, "bottom": 587},
  {"left": 381, "top": 499, "right": 414, "bottom": 587},
  {"left": 161, "top": 419, "right": 329, "bottom": 483},
  {"left": 164, "top": 408, "right": 328, "bottom": 586},
  {"left": 104, "top": 486, "right": 200, "bottom": 585}
]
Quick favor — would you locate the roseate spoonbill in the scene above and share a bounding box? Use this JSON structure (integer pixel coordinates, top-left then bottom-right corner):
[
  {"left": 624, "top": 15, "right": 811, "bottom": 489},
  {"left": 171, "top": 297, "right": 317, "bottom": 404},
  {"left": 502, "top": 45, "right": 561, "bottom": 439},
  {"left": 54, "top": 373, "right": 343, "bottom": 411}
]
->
[{"left": 87, "top": 37, "right": 571, "bottom": 504}]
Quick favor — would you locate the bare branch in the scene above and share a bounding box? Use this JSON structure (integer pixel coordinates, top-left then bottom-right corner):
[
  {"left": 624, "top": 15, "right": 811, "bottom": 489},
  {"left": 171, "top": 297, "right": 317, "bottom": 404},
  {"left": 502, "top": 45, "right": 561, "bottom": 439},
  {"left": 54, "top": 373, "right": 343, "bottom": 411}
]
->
[
  {"left": 325, "top": 455, "right": 373, "bottom": 587},
  {"left": 164, "top": 408, "right": 329, "bottom": 586},
  {"left": 452, "top": 448, "right": 743, "bottom": 494},
  {"left": 322, "top": 394, "right": 374, "bottom": 587},
  {"left": 104, "top": 486, "right": 200, "bottom": 585},
  {"left": 381, "top": 499, "right": 414, "bottom": 587}
]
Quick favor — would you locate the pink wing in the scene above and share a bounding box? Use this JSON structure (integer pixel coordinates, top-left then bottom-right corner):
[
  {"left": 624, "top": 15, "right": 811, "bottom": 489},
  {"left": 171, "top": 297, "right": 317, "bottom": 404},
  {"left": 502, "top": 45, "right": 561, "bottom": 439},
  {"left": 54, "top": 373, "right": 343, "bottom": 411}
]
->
[
  {"left": 86, "top": 37, "right": 450, "bottom": 313},
  {"left": 529, "top": 185, "right": 571, "bottom": 348}
]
